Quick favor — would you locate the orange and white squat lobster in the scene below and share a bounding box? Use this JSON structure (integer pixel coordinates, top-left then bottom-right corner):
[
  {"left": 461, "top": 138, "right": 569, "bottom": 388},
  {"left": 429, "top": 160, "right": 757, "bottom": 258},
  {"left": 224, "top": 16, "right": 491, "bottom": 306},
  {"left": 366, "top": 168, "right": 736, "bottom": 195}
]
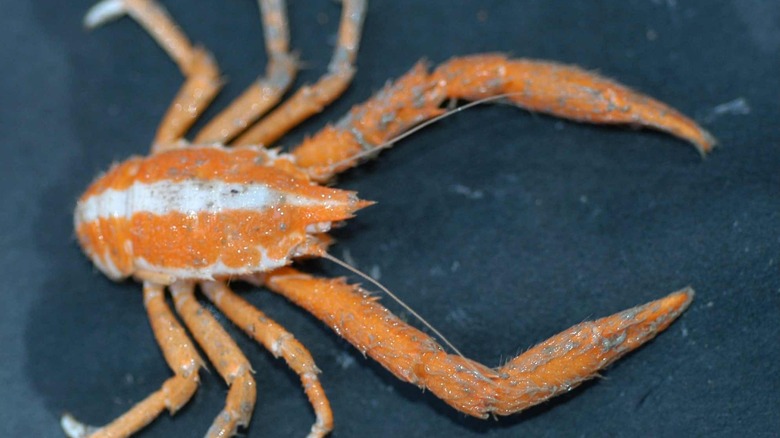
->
[{"left": 63, "top": 0, "right": 716, "bottom": 437}]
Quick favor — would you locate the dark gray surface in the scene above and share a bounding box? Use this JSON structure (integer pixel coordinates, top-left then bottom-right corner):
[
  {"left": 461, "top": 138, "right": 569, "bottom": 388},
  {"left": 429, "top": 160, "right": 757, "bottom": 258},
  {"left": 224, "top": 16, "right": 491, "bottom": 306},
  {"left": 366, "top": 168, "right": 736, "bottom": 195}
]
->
[{"left": 4, "top": 0, "right": 779, "bottom": 436}]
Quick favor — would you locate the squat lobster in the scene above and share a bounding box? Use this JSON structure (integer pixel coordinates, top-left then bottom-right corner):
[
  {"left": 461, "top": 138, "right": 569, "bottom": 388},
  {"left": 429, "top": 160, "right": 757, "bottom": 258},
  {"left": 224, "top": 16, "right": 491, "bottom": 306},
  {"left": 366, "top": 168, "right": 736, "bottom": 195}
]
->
[{"left": 64, "top": 0, "right": 715, "bottom": 437}]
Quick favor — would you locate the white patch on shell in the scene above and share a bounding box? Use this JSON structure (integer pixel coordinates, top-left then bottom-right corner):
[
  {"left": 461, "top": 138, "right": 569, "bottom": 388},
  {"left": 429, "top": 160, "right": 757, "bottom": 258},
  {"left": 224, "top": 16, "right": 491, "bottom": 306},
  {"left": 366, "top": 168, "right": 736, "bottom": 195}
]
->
[{"left": 75, "top": 179, "right": 344, "bottom": 224}]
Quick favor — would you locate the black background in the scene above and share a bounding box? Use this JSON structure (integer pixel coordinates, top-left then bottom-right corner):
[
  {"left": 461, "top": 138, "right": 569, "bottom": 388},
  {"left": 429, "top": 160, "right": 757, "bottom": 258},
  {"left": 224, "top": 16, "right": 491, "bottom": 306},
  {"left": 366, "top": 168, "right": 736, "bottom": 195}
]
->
[{"left": 3, "top": 1, "right": 779, "bottom": 436}]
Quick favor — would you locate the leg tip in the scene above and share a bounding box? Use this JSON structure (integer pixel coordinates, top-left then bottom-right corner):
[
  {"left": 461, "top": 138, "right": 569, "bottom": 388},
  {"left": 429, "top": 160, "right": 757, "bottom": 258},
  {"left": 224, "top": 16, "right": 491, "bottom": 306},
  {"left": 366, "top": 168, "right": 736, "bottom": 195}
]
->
[
  {"left": 694, "top": 130, "right": 718, "bottom": 158},
  {"left": 84, "top": 0, "right": 128, "bottom": 29},
  {"left": 61, "top": 413, "right": 99, "bottom": 438}
]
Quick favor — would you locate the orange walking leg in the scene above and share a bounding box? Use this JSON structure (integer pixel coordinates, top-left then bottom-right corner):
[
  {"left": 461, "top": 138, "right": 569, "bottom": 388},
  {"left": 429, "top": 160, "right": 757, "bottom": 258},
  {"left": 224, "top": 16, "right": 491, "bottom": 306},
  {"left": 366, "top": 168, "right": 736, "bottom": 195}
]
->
[
  {"left": 85, "top": 0, "right": 222, "bottom": 150},
  {"left": 169, "top": 281, "right": 257, "bottom": 438},
  {"left": 233, "top": 0, "right": 367, "bottom": 147},
  {"left": 261, "top": 267, "right": 693, "bottom": 418},
  {"left": 193, "top": 0, "right": 297, "bottom": 145},
  {"left": 291, "top": 55, "right": 716, "bottom": 181},
  {"left": 201, "top": 280, "right": 333, "bottom": 438},
  {"left": 61, "top": 282, "right": 203, "bottom": 437}
]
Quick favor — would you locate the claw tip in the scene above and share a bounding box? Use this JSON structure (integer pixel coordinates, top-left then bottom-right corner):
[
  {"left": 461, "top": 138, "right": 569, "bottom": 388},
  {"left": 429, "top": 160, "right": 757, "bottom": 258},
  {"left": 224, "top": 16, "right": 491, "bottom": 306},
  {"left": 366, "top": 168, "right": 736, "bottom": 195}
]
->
[{"left": 667, "top": 286, "right": 696, "bottom": 313}]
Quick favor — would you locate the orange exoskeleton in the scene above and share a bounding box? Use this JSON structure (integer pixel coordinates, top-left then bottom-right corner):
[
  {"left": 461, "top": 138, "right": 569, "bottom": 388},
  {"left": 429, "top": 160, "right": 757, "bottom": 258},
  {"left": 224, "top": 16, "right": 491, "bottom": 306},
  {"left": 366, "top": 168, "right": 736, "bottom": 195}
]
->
[{"left": 64, "top": 0, "right": 714, "bottom": 437}]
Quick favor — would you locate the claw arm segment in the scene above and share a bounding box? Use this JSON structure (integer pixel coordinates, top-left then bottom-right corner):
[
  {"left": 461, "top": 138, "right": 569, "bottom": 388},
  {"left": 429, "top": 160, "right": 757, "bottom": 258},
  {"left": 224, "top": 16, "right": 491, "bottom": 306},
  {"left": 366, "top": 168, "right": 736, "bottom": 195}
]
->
[
  {"left": 292, "top": 54, "right": 715, "bottom": 182},
  {"left": 194, "top": 0, "right": 298, "bottom": 145},
  {"left": 169, "top": 281, "right": 257, "bottom": 438},
  {"left": 201, "top": 280, "right": 334, "bottom": 438},
  {"left": 233, "top": 0, "right": 367, "bottom": 147},
  {"left": 61, "top": 282, "right": 203, "bottom": 438},
  {"left": 291, "top": 61, "right": 444, "bottom": 181},
  {"left": 262, "top": 267, "right": 693, "bottom": 417}
]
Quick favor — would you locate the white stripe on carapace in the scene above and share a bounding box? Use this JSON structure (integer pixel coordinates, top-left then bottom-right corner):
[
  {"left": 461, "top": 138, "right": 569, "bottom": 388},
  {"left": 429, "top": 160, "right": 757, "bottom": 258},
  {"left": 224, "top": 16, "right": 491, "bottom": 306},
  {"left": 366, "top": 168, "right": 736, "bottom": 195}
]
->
[{"left": 76, "top": 179, "right": 344, "bottom": 223}]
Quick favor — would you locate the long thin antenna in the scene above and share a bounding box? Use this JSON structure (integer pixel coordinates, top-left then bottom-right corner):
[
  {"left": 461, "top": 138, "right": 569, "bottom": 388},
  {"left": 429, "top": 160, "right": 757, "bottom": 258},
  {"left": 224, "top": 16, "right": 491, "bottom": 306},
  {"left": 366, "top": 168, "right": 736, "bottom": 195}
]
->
[
  {"left": 321, "top": 252, "right": 471, "bottom": 361},
  {"left": 325, "top": 93, "right": 523, "bottom": 173}
]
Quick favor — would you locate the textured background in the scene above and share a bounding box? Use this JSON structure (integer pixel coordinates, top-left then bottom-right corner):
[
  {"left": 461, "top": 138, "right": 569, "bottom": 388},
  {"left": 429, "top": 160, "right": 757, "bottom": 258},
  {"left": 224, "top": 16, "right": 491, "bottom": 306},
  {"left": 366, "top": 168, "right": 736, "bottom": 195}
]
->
[{"left": 3, "top": 0, "right": 779, "bottom": 436}]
